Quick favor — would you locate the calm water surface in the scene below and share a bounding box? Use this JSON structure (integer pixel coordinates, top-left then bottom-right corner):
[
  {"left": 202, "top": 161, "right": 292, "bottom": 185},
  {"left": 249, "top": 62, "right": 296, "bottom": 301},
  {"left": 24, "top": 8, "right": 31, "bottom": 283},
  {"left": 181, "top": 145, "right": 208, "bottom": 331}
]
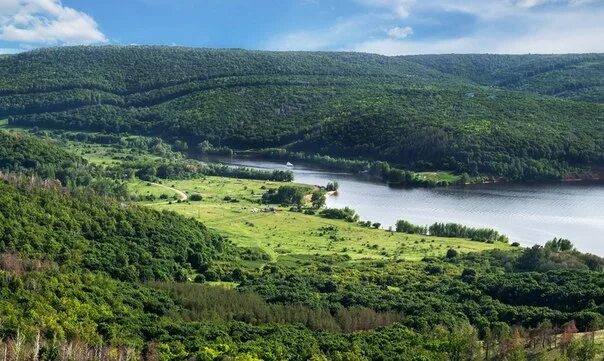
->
[{"left": 218, "top": 157, "right": 604, "bottom": 255}]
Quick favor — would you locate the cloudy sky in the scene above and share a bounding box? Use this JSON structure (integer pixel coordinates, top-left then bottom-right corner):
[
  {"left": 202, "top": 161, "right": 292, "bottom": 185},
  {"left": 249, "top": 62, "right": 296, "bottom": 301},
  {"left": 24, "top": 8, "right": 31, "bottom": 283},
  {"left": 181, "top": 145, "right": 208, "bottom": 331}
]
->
[{"left": 0, "top": 0, "right": 603, "bottom": 55}]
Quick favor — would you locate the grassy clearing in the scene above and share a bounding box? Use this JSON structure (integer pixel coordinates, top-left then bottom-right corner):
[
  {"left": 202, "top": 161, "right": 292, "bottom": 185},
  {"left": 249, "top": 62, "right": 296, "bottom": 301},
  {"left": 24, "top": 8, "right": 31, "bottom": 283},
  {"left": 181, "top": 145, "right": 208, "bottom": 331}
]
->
[
  {"left": 127, "top": 179, "right": 180, "bottom": 202},
  {"left": 134, "top": 176, "right": 511, "bottom": 262},
  {"left": 416, "top": 171, "right": 461, "bottom": 183},
  {"left": 0, "top": 119, "right": 7, "bottom": 128},
  {"left": 4, "top": 127, "right": 169, "bottom": 167},
  {"left": 70, "top": 142, "right": 166, "bottom": 166}
]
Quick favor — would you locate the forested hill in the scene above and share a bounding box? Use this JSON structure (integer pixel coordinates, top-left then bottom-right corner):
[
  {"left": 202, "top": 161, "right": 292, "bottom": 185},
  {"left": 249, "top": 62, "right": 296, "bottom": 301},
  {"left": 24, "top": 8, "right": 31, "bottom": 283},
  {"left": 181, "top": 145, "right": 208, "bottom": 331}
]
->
[
  {"left": 0, "top": 130, "right": 130, "bottom": 196},
  {"left": 1, "top": 46, "right": 603, "bottom": 181},
  {"left": 405, "top": 53, "right": 604, "bottom": 103},
  {"left": 0, "top": 46, "right": 455, "bottom": 94},
  {"left": 0, "top": 176, "right": 228, "bottom": 283}
]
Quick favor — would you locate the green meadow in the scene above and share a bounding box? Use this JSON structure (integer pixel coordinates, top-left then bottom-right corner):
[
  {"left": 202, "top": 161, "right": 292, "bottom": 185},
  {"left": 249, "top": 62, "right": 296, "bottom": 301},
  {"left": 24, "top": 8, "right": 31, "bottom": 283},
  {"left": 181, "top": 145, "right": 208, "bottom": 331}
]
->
[
  {"left": 129, "top": 176, "right": 511, "bottom": 262},
  {"left": 9, "top": 128, "right": 511, "bottom": 263}
]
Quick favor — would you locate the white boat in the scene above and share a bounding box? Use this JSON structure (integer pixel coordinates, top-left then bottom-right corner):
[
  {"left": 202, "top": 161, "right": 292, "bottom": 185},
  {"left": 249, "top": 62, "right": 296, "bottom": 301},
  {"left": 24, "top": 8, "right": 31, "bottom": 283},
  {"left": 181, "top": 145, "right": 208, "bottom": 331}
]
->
[{"left": 286, "top": 162, "right": 294, "bottom": 167}]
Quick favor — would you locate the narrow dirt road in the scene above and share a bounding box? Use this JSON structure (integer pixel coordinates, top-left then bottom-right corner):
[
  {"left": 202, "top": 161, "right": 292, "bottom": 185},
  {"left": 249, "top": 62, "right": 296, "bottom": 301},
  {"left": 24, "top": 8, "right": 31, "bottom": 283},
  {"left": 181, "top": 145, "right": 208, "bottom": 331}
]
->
[{"left": 150, "top": 182, "right": 188, "bottom": 201}]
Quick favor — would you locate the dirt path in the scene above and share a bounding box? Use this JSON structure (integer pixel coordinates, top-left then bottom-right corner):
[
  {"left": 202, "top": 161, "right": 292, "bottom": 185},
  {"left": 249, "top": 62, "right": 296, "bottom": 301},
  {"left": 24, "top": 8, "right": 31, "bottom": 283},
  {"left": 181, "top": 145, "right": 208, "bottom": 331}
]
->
[{"left": 150, "top": 182, "right": 188, "bottom": 201}]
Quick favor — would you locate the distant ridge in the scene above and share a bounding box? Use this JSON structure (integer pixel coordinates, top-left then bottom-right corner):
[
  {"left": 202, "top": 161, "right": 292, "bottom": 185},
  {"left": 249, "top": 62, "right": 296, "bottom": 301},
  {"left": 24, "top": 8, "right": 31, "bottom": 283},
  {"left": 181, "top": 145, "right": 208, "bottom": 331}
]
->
[{"left": 1, "top": 46, "right": 602, "bottom": 181}]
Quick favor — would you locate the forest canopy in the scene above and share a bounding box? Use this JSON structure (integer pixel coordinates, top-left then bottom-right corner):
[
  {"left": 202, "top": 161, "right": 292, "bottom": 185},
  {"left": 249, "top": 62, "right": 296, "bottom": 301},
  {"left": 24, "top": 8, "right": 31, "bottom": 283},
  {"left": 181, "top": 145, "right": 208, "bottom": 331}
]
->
[{"left": 0, "top": 46, "right": 602, "bottom": 181}]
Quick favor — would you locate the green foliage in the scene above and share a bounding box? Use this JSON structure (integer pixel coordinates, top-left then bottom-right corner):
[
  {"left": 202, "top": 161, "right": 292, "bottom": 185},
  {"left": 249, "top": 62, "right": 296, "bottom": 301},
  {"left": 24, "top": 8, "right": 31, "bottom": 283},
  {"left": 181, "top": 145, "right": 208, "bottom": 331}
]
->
[
  {"left": 395, "top": 219, "right": 428, "bottom": 235},
  {"left": 310, "top": 190, "right": 326, "bottom": 209},
  {"left": 0, "top": 177, "right": 227, "bottom": 282},
  {"left": 189, "top": 193, "right": 203, "bottom": 201},
  {"left": 406, "top": 53, "right": 604, "bottom": 102},
  {"left": 0, "top": 131, "right": 128, "bottom": 197},
  {"left": 257, "top": 148, "right": 455, "bottom": 187},
  {"left": 194, "top": 140, "right": 233, "bottom": 156},
  {"left": 0, "top": 139, "right": 602, "bottom": 360},
  {"left": 565, "top": 336, "right": 597, "bottom": 360},
  {"left": 0, "top": 169, "right": 602, "bottom": 359},
  {"left": 319, "top": 207, "right": 359, "bottom": 222},
  {"left": 0, "top": 269, "right": 177, "bottom": 345},
  {"left": 152, "top": 282, "right": 403, "bottom": 333},
  {"left": 110, "top": 158, "right": 293, "bottom": 182},
  {"left": 262, "top": 185, "right": 307, "bottom": 206},
  {"left": 326, "top": 181, "right": 339, "bottom": 192},
  {"left": 515, "top": 244, "right": 604, "bottom": 272},
  {"left": 394, "top": 219, "right": 508, "bottom": 243},
  {"left": 1, "top": 47, "right": 602, "bottom": 181},
  {"left": 429, "top": 222, "right": 509, "bottom": 243},
  {"left": 545, "top": 237, "right": 576, "bottom": 252}
]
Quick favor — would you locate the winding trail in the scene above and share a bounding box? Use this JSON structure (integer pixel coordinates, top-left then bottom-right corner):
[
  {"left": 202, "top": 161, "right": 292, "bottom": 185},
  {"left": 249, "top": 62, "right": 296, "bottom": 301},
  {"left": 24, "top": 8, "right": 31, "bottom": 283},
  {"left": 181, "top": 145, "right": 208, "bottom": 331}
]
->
[{"left": 150, "top": 182, "right": 188, "bottom": 201}]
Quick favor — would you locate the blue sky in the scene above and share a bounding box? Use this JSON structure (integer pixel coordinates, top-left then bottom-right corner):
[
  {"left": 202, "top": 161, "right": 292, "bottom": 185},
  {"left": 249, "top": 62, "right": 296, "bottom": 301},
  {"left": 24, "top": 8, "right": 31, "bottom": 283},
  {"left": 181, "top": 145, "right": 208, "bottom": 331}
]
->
[{"left": 0, "top": 0, "right": 603, "bottom": 55}]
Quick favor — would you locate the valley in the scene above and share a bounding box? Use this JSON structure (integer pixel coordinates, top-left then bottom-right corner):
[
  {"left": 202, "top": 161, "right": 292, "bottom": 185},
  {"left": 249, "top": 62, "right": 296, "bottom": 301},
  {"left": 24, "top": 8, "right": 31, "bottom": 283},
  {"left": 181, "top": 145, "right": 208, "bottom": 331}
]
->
[{"left": 0, "top": 46, "right": 602, "bottom": 361}]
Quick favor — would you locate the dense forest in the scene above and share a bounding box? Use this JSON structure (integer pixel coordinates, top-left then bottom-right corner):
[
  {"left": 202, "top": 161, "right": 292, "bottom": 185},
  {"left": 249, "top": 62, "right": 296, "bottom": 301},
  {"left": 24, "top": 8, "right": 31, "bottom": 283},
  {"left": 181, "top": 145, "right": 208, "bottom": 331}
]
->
[
  {"left": 0, "top": 130, "right": 130, "bottom": 197},
  {"left": 1, "top": 46, "right": 602, "bottom": 181},
  {"left": 1, "top": 173, "right": 603, "bottom": 360},
  {"left": 0, "top": 125, "right": 603, "bottom": 360},
  {"left": 406, "top": 54, "right": 604, "bottom": 102}
]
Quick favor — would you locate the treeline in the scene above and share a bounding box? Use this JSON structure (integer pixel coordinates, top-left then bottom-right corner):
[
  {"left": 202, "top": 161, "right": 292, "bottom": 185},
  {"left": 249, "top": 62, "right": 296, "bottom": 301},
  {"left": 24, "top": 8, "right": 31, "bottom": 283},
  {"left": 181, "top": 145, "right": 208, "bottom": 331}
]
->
[
  {"left": 395, "top": 219, "right": 509, "bottom": 243},
  {"left": 153, "top": 282, "right": 403, "bottom": 333},
  {"left": 261, "top": 185, "right": 310, "bottom": 206},
  {"left": 0, "top": 131, "right": 128, "bottom": 197},
  {"left": 255, "top": 148, "right": 466, "bottom": 186},
  {"left": 0, "top": 176, "right": 228, "bottom": 282},
  {"left": 11, "top": 129, "right": 294, "bottom": 183},
  {"left": 320, "top": 207, "right": 360, "bottom": 222},
  {"left": 1, "top": 46, "right": 602, "bottom": 182},
  {"left": 1, "top": 317, "right": 599, "bottom": 361},
  {"left": 429, "top": 222, "right": 509, "bottom": 243},
  {"left": 513, "top": 241, "right": 604, "bottom": 272},
  {"left": 114, "top": 159, "right": 292, "bottom": 183}
]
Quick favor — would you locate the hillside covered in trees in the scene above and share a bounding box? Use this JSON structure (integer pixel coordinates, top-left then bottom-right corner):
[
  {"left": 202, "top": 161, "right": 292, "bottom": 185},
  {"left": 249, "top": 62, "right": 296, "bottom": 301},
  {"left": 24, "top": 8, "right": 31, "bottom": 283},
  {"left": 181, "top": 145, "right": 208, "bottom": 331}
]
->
[
  {"left": 1, "top": 46, "right": 602, "bottom": 181},
  {"left": 0, "top": 171, "right": 603, "bottom": 360},
  {"left": 0, "top": 118, "right": 603, "bottom": 359},
  {"left": 406, "top": 53, "right": 604, "bottom": 102}
]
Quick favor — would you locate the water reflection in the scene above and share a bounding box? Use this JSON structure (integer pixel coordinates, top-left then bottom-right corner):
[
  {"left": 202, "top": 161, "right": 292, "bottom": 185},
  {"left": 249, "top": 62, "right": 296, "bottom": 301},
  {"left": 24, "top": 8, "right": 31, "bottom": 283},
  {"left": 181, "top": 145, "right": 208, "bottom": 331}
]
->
[{"left": 216, "top": 157, "right": 604, "bottom": 255}]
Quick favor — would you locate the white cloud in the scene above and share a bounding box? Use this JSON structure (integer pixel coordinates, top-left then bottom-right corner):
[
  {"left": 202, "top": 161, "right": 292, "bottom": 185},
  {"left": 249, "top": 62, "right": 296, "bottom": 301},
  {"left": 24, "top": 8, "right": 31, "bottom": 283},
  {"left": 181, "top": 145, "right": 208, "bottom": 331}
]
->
[
  {"left": 352, "top": 9, "right": 604, "bottom": 55},
  {"left": 514, "top": 0, "right": 595, "bottom": 7},
  {"left": 410, "top": 0, "right": 598, "bottom": 20},
  {"left": 267, "top": 0, "right": 603, "bottom": 55},
  {"left": 514, "top": 0, "right": 549, "bottom": 8},
  {"left": 386, "top": 26, "right": 413, "bottom": 39},
  {"left": 352, "top": 37, "right": 482, "bottom": 55},
  {"left": 0, "top": 0, "right": 107, "bottom": 45},
  {"left": 356, "top": 0, "right": 415, "bottom": 18},
  {"left": 265, "top": 15, "right": 382, "bottom": 51}
]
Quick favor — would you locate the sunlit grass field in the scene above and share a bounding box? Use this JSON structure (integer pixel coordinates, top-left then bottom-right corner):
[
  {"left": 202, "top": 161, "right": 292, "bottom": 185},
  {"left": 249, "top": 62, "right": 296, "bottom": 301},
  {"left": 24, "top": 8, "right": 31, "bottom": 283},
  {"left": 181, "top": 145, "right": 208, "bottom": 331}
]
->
[
  {"left": 15, "top": 128, "right": 512, "bottom": 263},
  {"left": 416, "top": 171, "right": 461, "bottom": 183},
  {"left": 130, "top": 176, "right": 511, "bottom": 262}
]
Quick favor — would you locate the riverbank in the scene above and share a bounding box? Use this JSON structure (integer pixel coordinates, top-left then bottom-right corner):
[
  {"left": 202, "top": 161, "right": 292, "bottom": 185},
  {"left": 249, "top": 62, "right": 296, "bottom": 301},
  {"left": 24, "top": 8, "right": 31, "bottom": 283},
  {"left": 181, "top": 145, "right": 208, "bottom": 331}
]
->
[
  {"left": 212, "top": 156, "right": 604, "bottom": 255},
  {"left": 223, "top": 150, "right": 466, "bottom": 187},
  {"left": 131, "top": 176, "right": 511, "bottom": 262}
]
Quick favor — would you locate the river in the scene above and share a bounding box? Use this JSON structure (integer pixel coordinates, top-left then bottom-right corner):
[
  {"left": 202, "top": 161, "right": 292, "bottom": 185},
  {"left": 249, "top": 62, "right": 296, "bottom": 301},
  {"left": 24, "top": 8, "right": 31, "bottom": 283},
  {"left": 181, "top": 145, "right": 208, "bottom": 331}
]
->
[{"left": 218, "top": 157, "right": 604, "bottom": 256}]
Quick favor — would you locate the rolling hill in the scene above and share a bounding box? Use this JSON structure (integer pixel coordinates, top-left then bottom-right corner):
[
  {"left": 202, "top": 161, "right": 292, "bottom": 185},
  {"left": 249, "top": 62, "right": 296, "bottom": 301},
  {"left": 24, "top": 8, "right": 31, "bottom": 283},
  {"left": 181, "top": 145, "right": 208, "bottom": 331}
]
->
[
  {"left": 1, "top": 46, "right": 603, "bottom": 181},
  {"left": 405, "top": 53, "right": 604, "bottom": 102}
]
